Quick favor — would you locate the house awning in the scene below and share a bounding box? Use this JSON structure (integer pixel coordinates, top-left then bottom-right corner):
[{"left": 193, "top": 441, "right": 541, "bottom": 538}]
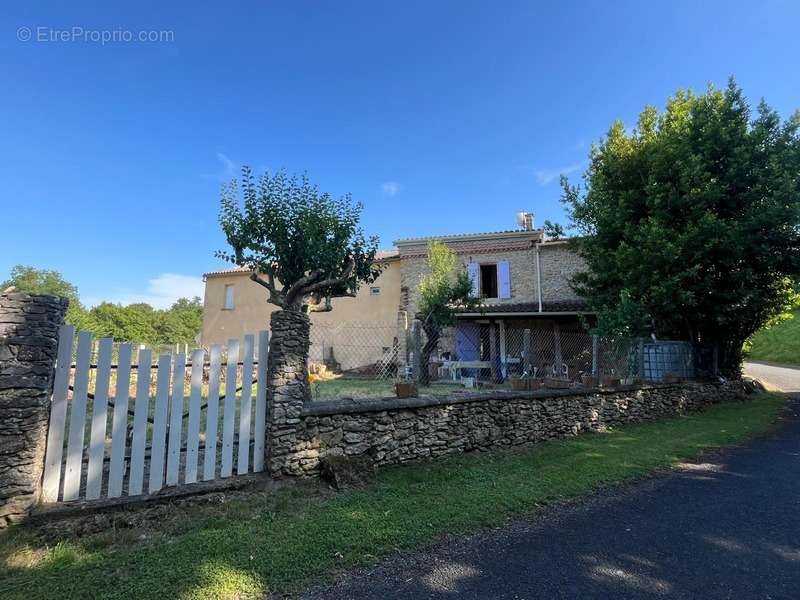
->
[{"left": 456, "top": 300, "right": 592, "bottom": 318}]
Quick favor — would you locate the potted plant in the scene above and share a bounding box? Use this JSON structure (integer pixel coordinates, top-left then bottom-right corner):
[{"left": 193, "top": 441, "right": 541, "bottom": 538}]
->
[
  {"left": 510, "top": 376, "right": 528, "bottom": 391},
  {"left": 600, "top": 369, "right": 620, "bottom": 388},
  {"left": 394, "top": 371, "right": 418, "bottom": 398},
  {"left": 544, "top": 376, "right": 571, "bottom": 389}
]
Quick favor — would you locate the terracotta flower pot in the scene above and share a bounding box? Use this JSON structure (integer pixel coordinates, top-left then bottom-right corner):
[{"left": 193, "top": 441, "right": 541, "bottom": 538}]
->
[
  {"left": 395, "top": 382, "right": 418, "bottom": 398},
  {"left": 544, "top": 377, "right": 571, "bottom": 389},
  {"left": 600, "top": 376, "right": 620, "bottom": 388},
  {"left": 510, "top": 377, "right": 528, "bottom": 391},
  {"left": 581, "top": 375, "right": 598, "bottom": 387}
]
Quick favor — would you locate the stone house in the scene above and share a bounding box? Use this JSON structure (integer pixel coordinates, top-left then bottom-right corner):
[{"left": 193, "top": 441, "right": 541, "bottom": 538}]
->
[{"left": 201, "top": 214, "right": 591, "bottom": 376}]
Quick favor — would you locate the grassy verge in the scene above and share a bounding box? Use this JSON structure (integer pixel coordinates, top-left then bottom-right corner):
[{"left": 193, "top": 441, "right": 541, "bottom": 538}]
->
[
  {"left": 747, "top": 308, "right": 800, "bottom": 366},
  {"left": 0, "top": 393, "right": 786, "bottom": 599}
]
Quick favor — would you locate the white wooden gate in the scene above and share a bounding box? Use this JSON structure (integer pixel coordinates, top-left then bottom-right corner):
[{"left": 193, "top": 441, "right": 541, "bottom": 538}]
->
[{"left": 41, "top": 326, "right": 269, "bottom": 503}]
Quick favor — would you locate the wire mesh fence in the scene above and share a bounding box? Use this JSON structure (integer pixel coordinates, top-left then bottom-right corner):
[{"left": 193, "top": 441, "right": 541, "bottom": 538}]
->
[{"left": 408, "top": 320, "right": 697, "bottom": 389}]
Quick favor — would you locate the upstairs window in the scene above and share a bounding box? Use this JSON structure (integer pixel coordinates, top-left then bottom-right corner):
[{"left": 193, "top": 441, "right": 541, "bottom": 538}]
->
[
  {"left": 370, "top": 286, "right": 381, "bottom": 296},
  {"left": 480, "top": 264, "right": 498, "bottom": 298},
  {"left": 223, "top": 284, "right": 235, "bottom": 310}
]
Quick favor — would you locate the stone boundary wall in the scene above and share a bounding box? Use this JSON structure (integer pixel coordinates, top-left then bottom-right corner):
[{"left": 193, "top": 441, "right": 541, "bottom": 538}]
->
[
  {"left": 270, "top": 382, "right": 747, "bottom": 477},
  {"left": 0, "top": 293, "right": 67, "bottom": 527}
]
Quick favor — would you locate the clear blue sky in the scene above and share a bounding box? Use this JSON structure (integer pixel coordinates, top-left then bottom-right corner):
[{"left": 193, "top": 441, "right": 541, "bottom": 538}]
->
[{"left": 2, "top": 1, "right": 799, "bottom": 307}]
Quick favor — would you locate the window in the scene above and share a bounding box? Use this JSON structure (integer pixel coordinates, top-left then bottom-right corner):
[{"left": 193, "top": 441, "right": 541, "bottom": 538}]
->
[
  {"left": 223, "top": 284, "right": 235, "bottom": 309},
  {"left": 370, "top": 286, "right": 381, "bottom": 296},
  {"left": 480, "top": 264, "right": 498, "bottom": 298}
]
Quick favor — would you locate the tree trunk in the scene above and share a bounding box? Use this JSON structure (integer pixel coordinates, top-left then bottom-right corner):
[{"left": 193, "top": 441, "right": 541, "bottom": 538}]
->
[
  {"left": 719, "top": 339, "right": 744, "bottom": 379},
  {"left": 419, "top": 321, "right": 439, "bottom": 386},
  {"left": 266, "top": 308, "right": 311, "bottom": 476}
]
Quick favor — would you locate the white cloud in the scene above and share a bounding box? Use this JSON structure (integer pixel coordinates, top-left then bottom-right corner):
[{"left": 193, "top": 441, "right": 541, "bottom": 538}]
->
[
  {"left": 217, "top": 152, "right": 237, "bottom": 177},
  {"left": 202, "top": 152, "right": 239, "bottom": 181},
  {"left": 534, "top": 162, "right": 584, "bottom": 185},
  {"left": 381, "top": 181, "right": 402, "bottom": 196},
  {"left": 85, "top": 273, "right": 205, "bottom": 309}
]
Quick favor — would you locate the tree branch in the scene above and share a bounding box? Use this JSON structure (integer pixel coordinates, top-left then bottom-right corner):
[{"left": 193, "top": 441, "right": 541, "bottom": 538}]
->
[
  {"left": 250, "top": 272, "right": 284, "bottom": 307},
  {"left": 284, "top": 269, "right": 325, "bottom": 307},
  {"left": 302, "top": 259, "right": 356, "bottom": 297}
]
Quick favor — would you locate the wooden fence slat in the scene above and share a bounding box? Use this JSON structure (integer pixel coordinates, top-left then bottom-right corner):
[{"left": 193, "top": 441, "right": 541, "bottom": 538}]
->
[
  {"left": 149, "top": 354, "right": 172, "bottom": 493},
  {"left": 42, "top": 325, "right": 75, "bottom": 503},
  {"left": 62, "top": 331, "right": 92, "bottom": 501},
  {"left": 253, "top": 330, "right": 269, "bottom": 473},
  {"left": 220, "top": 338, "right": 239, "bottom": 478},
  {"left": 129, "top": 348, "right": 152, "bottom": 496},
  {"left": 185, "top": 349, "right": 204, "bottom": 484},
  {"left": 108, "top": 343, "right": 132, "bottom": 498},
  {"left": 237, "top": 334, "right": 254, "bottom": 475},
  {"left": 166, "top": 352, "right": 186, "bottom": 486},
  {"left": 86, "top": 337, "right": 112, "bottom": 500},
  {"left": 203, "top": 345, "right": 222, "bottom": 481}
]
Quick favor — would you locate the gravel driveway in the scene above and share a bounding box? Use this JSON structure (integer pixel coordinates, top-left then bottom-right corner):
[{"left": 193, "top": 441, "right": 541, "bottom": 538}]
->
[{"left": 303, "top": 371, "right": 800, "bottom": 599}]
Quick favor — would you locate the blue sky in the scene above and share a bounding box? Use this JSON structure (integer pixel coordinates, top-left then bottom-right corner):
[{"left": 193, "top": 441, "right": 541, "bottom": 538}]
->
[{"left": 2, "top": 1, "right": 799, "bottom": 307}]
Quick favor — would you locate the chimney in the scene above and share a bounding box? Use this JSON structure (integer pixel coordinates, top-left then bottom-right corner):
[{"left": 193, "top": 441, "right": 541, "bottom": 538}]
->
[{"left": 516, "top": 211, "right": 534, "bottom": 231}]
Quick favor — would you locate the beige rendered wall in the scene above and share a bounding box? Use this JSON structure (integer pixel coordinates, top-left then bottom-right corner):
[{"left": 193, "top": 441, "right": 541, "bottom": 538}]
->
[{"left": 201, "top": 261, "right": 402, "bottom": 349}]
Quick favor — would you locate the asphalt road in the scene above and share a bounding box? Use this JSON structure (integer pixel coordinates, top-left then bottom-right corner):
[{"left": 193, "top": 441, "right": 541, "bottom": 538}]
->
[
  {"left": 744, "top": 361, "right": 800, "bottom": 393},
  {"left": 305, "top": 366, "right": 800, "bottom": 600}
]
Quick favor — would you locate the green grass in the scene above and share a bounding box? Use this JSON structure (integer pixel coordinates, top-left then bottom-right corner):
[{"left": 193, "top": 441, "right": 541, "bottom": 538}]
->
[
  {"left": 0, "top": 393, "right": 786, "bottom": 599},
  {"left": 747, "top": 309, "right": 800, "bottom": 366},
  {"left": 312, "top": 378, "right": 467, "bottom": 400}
]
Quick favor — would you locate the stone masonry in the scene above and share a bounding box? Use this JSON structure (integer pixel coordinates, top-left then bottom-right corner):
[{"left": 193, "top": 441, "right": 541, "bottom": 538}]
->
[
  {"left": 538, "top": 241, "right": 587, "bottom": 302},
  {"left": 266, "top": 309, "right": 313, "bottom": 476},
  {"left": 400, "top": 247, "right": 538, "bottom": 319},
  {"left": 0, "top": 293, "right": 67, "bottom": 527},
  {"left": 268, "top": 381, "right": 746, "bottom": 477}
]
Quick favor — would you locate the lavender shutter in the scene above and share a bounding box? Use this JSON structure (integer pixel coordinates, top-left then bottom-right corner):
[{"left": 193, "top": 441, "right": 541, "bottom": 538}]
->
[
  {"left": 498, "top": 260, "right": 511, "bottom": 299},
  {"left": 467, "top": 262, "right": 480, "bottom": 297}
]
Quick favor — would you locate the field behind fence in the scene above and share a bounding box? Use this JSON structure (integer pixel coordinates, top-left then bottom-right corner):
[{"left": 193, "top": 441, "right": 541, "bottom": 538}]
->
[{"left": 42, "top": 326, "right": 269, "bottom": 504}]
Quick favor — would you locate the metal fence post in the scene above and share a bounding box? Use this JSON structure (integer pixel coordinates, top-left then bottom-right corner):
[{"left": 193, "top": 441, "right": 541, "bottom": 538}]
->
[
  {"left": 638, "top": 338, "right": 645, "bottom": 380},
  {"left": 592, "top": 334, "right": 599, "bottom": 376},
  {"left": 523, "top": 328, "right": 532, "bottom": 375}
]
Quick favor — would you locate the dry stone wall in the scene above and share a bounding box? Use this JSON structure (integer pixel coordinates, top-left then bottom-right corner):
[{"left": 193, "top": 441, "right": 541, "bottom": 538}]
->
[
  {"left": 269, "top": 382, "right": 746, "bottom": 477},
  {"left": 0, "top": 293, "right": 67, "bottom": 527}
]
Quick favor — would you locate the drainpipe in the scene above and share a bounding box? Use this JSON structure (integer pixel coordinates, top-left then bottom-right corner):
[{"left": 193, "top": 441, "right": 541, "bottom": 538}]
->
[{"left": 535, "top": 243, "right": 543, "bottom": 312}]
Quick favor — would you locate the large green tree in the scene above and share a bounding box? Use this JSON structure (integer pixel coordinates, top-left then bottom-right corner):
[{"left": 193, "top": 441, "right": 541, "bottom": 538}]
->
[
  {"left": 562, "top": 80, "right": 800, "bottom": 376},
  {"left": 2, "top": 265, "right": 203, "bottom": 344},
  {"left": 1, "top": 264, "right": 90, "bottom": 328},
  {"left": 217, "top": 168, "right": 381, "bottom": 402}
]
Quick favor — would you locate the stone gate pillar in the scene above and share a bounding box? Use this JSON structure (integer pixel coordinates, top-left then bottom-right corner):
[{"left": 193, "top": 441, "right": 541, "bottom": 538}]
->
[
  {"left": 266, "top": 309, "right": 312, "bottom": 476},
  {"left": 0, "top": 293, "right": 67, "bottom": 527}
]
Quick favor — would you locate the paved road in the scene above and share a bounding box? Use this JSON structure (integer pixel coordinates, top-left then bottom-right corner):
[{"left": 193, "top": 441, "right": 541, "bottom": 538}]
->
[
  {"left": 744, "top": 361, "right": 800, "bottom": 393},
  {"left": 305, "top": 370, "right": 800, "bottom": 599}
]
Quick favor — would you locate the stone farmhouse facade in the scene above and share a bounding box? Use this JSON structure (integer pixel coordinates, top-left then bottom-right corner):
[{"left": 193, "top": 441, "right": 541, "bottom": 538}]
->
[{"left": 201, "top": 221, "right": 590, "bottom": 375}]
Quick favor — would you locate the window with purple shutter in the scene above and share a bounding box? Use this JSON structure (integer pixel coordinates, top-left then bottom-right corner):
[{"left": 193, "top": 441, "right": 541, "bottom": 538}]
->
[
  {"left": 467, "top": 262, "right": 480, "bottom": 297},
  {"left": 498, "top": 260, "right": 511, "bottom": 299}
]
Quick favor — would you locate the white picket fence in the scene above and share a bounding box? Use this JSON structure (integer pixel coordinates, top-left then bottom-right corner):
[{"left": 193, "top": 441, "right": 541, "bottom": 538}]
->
[{"left": 41, "top": 326, "right": 269, "bottom": 503}]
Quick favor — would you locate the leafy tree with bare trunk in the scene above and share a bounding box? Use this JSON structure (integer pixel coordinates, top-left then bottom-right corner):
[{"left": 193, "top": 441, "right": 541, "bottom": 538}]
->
[
  {"left": 217, "top": 168, "right": 381, "bottom": 409},
  {"left": 416, "top": 240, "right": 479, "bottom": 384}
]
